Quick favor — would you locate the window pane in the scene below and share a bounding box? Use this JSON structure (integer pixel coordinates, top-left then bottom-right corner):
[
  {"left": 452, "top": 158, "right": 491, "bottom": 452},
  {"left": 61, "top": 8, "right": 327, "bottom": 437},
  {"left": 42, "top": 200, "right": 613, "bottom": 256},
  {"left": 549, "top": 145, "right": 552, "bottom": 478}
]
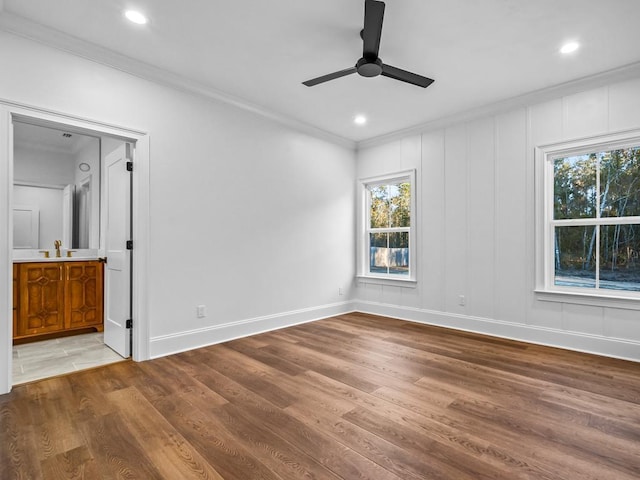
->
[
  {"left": 369, "top": 181, "right": 411, "bottom": 229},
  {"left": 369, "top": 232, "right": 410, "bottom": 276},
  {"left": 389, "top": 182, "right": 411, "bottom": 228},
  {"left": 554, "top": 225, "right": 596, "bottom": 288},
  {"left": 370, "top": 232, "right": 389, "bottom": 274},
  {"left": 599, "top": 224, "right": 640, "bottom": 291},
  {"left": 388, "top": 231, "right": 409, "bottom": 276},
  {"left": 369, "top": 186, "right": 390, "bottom": 228},
  {"left": 600, "top": 147, "right": 640, "bottom": 218},
  {"left": 554, "top": 155, "right": 597, "bottom": 219}
]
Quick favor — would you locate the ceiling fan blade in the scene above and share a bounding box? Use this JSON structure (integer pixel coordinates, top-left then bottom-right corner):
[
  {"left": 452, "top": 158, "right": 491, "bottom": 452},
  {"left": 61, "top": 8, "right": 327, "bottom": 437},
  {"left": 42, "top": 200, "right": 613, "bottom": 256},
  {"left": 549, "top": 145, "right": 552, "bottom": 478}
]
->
[
  {"left": 302, "top": 67, "right": 357, "bottom": 87},
  {"left": 362, "top": 0, "right": 385, "bottom": 59},
  {"left": 381, "top": 64, "right": 434, "bottom": 88}
]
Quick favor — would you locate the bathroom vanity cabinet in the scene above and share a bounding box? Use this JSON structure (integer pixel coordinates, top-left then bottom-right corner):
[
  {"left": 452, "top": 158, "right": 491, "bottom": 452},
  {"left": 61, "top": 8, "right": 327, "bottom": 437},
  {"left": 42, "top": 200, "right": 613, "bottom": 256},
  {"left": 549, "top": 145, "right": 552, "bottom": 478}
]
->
[{"left": 13, "top": 260, "right": 104, "bottom": 340}]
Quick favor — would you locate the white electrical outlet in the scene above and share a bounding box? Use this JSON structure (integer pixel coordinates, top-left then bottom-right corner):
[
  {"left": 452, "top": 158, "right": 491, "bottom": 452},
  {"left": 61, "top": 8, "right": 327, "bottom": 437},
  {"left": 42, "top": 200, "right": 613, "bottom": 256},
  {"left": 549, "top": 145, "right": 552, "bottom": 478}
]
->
[
  {"left": 338, "top": 287, "right": 344, "bottom": 296},
  {"left": 458, "top": 295, "right": 466, "bottom": 306},
  {"left": 197, "top": 305, "right": 207, "bottom": 318}
]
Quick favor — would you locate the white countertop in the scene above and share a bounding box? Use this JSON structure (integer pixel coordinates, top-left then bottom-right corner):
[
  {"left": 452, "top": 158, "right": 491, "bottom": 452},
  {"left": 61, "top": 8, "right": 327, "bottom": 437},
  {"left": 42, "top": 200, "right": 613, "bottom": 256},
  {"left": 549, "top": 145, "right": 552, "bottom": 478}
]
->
[
  {"left": 13, "top": 257, "right": 100, "bottom": 263},
  {"left": 13, "top": 248, "right": 101, "bottom": 263}
]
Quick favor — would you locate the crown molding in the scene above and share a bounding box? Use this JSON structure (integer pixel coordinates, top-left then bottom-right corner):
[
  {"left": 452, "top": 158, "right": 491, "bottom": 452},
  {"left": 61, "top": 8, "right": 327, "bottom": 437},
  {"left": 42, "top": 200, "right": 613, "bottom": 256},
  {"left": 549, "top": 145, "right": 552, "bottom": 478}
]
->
[
  {"left": 6, "top": 10, "right": 638, "bottom": 154},
  {"left": 0, "top": 12, "right": 356, "bottom": 151},
  {"left": 357, "top": 61, "right": 640, "bottom": 150}
]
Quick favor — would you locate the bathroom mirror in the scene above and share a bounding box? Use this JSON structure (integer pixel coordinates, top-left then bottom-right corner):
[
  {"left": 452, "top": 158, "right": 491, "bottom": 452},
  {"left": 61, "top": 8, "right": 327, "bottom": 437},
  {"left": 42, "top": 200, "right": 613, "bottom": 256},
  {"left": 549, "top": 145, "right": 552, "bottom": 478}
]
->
[{"left": 13, "top": 122, "right": 101, "bottom": 250}]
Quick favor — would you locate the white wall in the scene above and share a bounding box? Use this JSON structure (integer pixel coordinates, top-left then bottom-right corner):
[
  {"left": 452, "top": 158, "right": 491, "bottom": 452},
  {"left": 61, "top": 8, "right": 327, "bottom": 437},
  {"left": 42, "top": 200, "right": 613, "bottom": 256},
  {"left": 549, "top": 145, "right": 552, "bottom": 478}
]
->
[
  {"left": 0, "top": 30, "right": 356, "bottom": 368},
  {"left": 2, "top": 22, "right": 635, "bottom": 398},
  {"left": 13, "top": 143, "right": 74, "bottom": 250},
  {"left": 73, "top": 137, "right": 100, "bottom": 248},
  {"left": 355, "top": 77, "right": 640, "bottom": 362},
  {"left": 14, "top": 144, "right": 75, "bottom": 185},
  {"left": 13, "top": 184, "right": 62, "bottom": 248}
]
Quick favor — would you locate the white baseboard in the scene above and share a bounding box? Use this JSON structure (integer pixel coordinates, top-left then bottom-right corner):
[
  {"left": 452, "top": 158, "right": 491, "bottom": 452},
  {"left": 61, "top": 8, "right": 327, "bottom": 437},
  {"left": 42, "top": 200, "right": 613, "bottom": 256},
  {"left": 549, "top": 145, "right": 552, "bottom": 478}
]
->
[
  {"left": 149, "top": 301, "right": 355, "bottom": 359},
  {"left": 149, "top": 298, "right": 640, "bottom": 363},
  {"left": 353, "top": 300, "right": 640, "bottom": 363}
]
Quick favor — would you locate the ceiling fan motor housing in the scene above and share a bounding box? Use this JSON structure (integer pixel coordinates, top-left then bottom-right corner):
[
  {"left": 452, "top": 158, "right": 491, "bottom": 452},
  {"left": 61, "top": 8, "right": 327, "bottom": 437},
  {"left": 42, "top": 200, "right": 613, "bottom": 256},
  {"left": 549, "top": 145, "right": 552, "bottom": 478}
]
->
[{"left": 357, "top": 57, "right": 383, "bottom": 77}]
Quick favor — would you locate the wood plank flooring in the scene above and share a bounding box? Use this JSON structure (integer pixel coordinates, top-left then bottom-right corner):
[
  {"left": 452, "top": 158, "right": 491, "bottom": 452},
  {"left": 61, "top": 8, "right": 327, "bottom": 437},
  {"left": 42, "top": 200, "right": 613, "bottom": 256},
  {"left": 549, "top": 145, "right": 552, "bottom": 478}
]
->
[{"left": 2, "top": 312, "right": 640, "bottom": 479}]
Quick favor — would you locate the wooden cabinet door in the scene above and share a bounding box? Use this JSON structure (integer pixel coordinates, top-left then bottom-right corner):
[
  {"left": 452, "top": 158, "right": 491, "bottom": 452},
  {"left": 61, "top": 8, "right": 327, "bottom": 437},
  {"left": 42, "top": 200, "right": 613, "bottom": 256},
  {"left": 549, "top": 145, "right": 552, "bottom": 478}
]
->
[
  {"left": 17, "top": 262, "right": 65, "bottom": 336},
  {"left": 64, "top": 261, "right": 104, "bottom": 330},
  {"left": 12, "top": 264, "right": 18, "bottom": 338}
]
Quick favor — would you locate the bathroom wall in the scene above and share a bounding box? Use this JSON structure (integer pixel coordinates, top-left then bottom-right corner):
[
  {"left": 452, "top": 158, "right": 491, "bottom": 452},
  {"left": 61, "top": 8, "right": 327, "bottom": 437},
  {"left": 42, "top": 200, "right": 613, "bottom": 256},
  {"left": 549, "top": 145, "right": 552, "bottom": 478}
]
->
[
  {"left": 73, "top": 138, "right": 100, "bottom": 249},
  {"left": 355, "top": 76, "right": 640, "bottom": 361},
  {"left": 13, "top": 144, "right": 75, "bottom": 185},
  {"left": 13, "top": 184, "right": 62, "bottom": 248},
  {"left": 13, "top": 143, "right": 75, "bottom": 250}
]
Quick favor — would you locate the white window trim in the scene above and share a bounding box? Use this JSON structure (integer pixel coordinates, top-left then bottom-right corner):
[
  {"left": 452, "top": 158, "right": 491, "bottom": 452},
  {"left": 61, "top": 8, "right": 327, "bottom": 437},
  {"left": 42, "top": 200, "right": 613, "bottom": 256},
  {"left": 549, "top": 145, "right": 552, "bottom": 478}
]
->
[
  {"left": 357, "top": 169, "right": 417, "bottom": 283},
  {"left": 534, "top": 129, "right": 640, "bottom": 310}
]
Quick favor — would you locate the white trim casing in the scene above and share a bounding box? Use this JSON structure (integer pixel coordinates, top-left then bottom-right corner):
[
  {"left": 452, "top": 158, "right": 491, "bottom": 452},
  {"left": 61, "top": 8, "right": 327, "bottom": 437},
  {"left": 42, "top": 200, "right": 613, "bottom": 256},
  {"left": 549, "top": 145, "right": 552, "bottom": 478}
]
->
[
  {"left": 0, "top": 110, "right": 13, "bottom": 395},
  {"left": 131, "top": 135, "right": 150, "bottom": 362},
  {"left": 358, "top": 169, "right": 417, "bottom": 283},
  {"left": 0, "top": 100, "right": 151, "bottom": 394},
  {"left": 534, "top": 129, "right": 640, "bottom": 310}
]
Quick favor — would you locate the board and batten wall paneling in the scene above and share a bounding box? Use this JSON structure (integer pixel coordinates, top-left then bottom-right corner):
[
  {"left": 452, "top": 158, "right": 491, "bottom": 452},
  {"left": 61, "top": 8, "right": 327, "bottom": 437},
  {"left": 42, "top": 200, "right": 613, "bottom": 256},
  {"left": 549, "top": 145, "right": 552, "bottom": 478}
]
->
[
  {"left": 355, "top": 77, "right": 640, "bottom": 361},
  {"left": 495, "top": 109, "right": 527, "bottom": 325},
  {"left": 562, "top": 87, "right": 609, "bottom": 140},
  {"left": 525, "top": 98, "right": 564, "bottom": 330},
  {"left": 420, "top": 130, "right": 446, "bottom": 312},
  {"left": 395, "top": 136, "right": 422, "bottom": 309},
  {"left": 609, "top": 78, "right": 640, "bottom": 131},
  {"left": 443, "top": 124, "right": 468, "bottom": 315},
  {"left": 466, "top": 118, "right": 495, "bottom": 320},
  {"left": 604, "top": 307, "right": 640, "bottom": 342},
  {"left": 356, "top": 140, "right": 400, "bottom": 307}
]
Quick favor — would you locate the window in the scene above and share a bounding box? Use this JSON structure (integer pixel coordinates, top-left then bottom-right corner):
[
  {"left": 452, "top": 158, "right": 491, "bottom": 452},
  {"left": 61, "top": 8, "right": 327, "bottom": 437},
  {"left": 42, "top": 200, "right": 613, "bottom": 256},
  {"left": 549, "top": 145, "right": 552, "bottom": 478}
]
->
[
  {"left": 536, "top": 132, "right": 640, "bottom": 304},
  {"left": 359, "top": 171, "right": 416, "bottom": 281}
]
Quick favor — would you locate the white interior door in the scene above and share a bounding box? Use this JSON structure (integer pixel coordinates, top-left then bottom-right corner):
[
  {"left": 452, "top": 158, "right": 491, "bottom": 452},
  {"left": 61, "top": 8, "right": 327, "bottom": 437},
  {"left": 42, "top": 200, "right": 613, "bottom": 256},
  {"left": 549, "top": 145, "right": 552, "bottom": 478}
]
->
[
  {"left": 13, "top": 205, "right": 39, "bottom": 249},
  {"left": 62, "top": 184, "right": 74, "bottom": 247},
  {"left": 104, "top": 143, "right": 132, "bottom": 357}
]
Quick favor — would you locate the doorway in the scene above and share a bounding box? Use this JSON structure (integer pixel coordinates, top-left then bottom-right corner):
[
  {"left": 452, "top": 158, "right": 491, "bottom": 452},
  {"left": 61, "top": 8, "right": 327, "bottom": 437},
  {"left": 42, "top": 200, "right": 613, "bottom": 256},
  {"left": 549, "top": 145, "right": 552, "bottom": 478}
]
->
[
  {"left": 12, "top": 121, "right": 128, "bottom": 384},
  {"left": 0, "top": 103, "right": 150, "bottom": 394}
]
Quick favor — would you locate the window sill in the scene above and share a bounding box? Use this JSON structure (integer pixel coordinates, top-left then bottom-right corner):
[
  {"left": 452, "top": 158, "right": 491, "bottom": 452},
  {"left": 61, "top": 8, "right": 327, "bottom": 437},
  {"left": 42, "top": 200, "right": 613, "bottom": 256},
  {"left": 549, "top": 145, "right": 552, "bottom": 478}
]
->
[
  {"left": 535, "top": 289, "right": 640, "bottom": 311},
  {"left": 356, "top": 275, "right": 417, "bottom": 288}
]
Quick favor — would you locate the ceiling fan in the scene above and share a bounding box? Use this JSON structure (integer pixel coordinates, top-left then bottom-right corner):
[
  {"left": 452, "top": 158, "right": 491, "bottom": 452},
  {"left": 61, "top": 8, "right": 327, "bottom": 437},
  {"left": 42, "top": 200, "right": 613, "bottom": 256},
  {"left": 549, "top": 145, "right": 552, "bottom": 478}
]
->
[{"left": 302, "top": 0, "right": 434, "bottom": 88}]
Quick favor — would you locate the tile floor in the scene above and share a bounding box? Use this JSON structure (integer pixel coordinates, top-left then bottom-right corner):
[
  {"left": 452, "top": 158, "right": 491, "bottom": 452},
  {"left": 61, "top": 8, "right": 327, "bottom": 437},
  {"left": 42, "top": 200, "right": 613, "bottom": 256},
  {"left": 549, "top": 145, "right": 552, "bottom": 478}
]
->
[{"left": 12, "top": 332, "right": 126, "bottom": 385}]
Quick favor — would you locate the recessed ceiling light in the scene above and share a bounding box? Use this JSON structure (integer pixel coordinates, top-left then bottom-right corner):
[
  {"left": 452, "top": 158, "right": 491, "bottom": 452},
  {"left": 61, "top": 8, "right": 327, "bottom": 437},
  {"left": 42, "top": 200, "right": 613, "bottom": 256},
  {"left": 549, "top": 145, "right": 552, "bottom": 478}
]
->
[
  {"left": 125, "top": 10, "right": 148, "bottom": 25},
  {"left": 560, "top": 42, "right": 580, "bottom": 54},
  {"left": 354, "top": 115, "right": 367, "bottom": 125}
]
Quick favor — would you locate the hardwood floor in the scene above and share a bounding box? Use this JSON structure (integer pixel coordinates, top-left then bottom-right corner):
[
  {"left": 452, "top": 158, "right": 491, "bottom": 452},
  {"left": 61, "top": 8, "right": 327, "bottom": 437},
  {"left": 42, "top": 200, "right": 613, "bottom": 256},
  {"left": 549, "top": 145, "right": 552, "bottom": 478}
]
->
[{"left": 2, "top": 312, "right": 639, "bottom": 479}]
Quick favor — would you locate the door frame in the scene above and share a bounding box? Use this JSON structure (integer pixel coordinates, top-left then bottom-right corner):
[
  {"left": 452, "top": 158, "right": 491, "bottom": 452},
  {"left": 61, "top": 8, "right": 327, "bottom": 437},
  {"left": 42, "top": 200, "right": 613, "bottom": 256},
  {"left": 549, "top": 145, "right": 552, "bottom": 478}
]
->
[{"left": 0, "top": 100, "right": 150, "bottom": 394}]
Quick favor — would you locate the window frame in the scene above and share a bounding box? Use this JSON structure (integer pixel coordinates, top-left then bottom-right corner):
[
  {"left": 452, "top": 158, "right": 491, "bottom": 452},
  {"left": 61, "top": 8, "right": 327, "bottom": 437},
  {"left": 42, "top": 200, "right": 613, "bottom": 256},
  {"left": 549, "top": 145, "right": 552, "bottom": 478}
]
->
[
  {"left": 358, "top": 170, "right": 417, "bottom": 284},
  {"left": 534, "top": 129, "right": 640, "bottom": 309}
]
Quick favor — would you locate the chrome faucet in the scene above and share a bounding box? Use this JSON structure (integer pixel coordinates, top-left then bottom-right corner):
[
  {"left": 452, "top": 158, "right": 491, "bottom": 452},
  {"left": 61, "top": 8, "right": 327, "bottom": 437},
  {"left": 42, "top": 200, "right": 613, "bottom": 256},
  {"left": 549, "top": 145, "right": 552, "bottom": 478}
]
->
[{"left": 54, "top": 240, "right": 62, "bottom": 258}]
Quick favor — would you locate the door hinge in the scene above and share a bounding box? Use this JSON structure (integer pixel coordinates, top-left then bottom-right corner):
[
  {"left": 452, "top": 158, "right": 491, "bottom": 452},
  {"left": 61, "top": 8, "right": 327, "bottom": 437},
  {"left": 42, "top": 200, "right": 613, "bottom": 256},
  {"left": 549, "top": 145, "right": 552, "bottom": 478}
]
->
[
  {"left": 126, "top": 319, "right": 133, "bottom": 329},
  {"left": 126, "top": 161, "right": 133, "bottom": 172},
  {"left": 126, "top": 240, "right": 133, "bottom": 250}
]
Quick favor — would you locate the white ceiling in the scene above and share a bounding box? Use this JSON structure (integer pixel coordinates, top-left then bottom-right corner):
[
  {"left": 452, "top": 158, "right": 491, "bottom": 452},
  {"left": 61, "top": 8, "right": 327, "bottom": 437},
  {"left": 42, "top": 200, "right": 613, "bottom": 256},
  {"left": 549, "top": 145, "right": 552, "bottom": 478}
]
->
[
  {"left": 2, "top": 0, "right": 640, "bottom": 144},
  {"left": 14, "top": 121, "right": 96, "bottom": 155}
]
